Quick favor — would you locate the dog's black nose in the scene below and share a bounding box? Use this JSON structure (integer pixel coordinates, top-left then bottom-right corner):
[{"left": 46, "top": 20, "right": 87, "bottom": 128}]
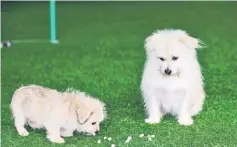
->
[
  {"left": 95, "top": 131, "right": 99, "bottom": 134},
  {"left": 165, "top": 69, "right": 172, "bottom": 75}
]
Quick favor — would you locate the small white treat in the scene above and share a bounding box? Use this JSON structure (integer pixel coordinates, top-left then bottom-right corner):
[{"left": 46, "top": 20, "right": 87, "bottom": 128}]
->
[
  {"left": 148, "top": 137, "right": 152, "bottom": 141},
  {"left": 97, "top": 140, "right": 101, "bottom": 144},
  {"left": 139, "top": 134, "right": 144, "bottom": 138},
  {"left": 125, "top": 136, "right": 132, "bottom": 143},
  {"left": 111, "top": 144, "right": 116, "bottom": 147},
  {"left": 151, "top": 135, "right": 155, "bottom": 138},
  {"left": 108, "top": 137, "right": 112, "bottom": 141},
  {"left": 104, "top": 136, "right": 107, "bottom": 139},
  {"left": 125, "top": 139, "right": 130, "bottom": 143},
  {"left": 127, "top": 136, "right": 132, "bottom": 140}
]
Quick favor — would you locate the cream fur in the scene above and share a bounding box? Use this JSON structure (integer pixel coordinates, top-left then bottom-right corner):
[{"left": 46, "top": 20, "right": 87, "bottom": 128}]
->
[
  {"left": 141, "top": 29, "right": 205, "bottom": 126},
  {"left": 10, "top": 85, "right": 107, "bottom": 143}
]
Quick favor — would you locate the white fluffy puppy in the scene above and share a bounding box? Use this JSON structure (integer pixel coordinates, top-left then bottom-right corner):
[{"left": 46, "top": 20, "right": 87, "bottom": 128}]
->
[
  {"left": 10, "top": 85, "right": 107, "bottom": 143},
  {"left": 141, "top": 29, "right": 205, "bottom": 126}
]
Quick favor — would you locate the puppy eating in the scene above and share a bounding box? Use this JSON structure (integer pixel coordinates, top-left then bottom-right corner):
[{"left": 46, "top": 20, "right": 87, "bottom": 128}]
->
[
  {"left": 10, "top": 85, "right": 107, "bottom": 143},
  {"left": 141, "top": 29, "right": 206, "bottom": 126}
]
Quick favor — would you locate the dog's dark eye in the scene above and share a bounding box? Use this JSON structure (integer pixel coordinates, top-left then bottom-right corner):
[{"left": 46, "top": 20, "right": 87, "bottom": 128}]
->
[
  {"left": 92, "top": 122, "right": 96, "bottom": 125},
  {"left": 172, "top": 56, "right": 178, "bottom": 61},
  {"left": 158, "top": 57, "right": 165, "bottom": 61}
]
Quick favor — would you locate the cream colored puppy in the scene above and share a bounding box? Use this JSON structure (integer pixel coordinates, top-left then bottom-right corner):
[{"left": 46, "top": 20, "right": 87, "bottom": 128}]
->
[
  {"left": 10, "top": 85, "right": 107, "bottom": 143},
  {"left": 141, "top": 29, "right": 206, "bottom": 126}
]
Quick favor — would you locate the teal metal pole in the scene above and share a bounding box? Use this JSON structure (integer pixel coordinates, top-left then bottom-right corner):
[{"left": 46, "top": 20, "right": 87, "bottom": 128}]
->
[{"left": 50, "top": 0, "right": 58, "bottom": 44}]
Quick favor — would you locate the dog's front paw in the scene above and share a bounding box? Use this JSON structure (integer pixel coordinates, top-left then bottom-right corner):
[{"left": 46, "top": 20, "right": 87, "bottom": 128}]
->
[
  {"left": 178, "top": 117, "right": 194, "bottom": 126},
  {"left": 17, "top": 128, "right": 29, "bottom": 136},
  {"left": 47, "top": 135, "right": 65, "bottom": 144},
  {"left": 145, "top": 117, "right": 161, "bottom": 124}
]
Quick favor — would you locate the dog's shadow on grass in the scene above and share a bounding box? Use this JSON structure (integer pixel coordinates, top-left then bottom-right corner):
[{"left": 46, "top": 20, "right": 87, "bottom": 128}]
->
[{"left": 26, "top": 126, "right": 46, "bottom": 135}]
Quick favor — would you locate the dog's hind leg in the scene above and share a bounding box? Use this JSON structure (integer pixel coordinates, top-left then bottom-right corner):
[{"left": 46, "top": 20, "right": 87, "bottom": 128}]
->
[{"left": 12, "top": 107, "right": 29, "bottom": 136}]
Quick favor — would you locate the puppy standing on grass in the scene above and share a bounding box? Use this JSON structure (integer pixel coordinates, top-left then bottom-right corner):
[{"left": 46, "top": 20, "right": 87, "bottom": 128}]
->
[
  {"left": 10, "top": 85, "right": 107, "bottom": 143},
  {"left": 141, "top": 29, "right": 206, "bottom": 126}
]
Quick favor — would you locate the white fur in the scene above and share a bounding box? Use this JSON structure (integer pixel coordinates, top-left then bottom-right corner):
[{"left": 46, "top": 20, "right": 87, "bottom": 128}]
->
[
  {"left": 10, "top": 85, "right": 107, "bottom": 143},
  {"left": 141, "top": 29, "right": 205, "bottom": 126}
]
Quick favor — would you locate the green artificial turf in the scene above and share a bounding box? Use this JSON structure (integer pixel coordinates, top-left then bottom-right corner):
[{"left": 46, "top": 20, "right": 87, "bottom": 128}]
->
[{"left": 1, "top": 1, "right": 237, "bottom": 147}]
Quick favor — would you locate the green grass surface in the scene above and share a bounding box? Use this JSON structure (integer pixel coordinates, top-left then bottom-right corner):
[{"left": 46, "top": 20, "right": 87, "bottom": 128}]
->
[{"left": 1, "top": 1, "right": 237, "bottom": 147}]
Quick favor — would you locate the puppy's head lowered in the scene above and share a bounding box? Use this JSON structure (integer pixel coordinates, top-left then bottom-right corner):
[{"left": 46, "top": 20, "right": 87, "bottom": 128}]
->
[
  {"left": 145, "top": 29, "right": 202, "bottom": 76},
  {"left": 75, "top": 93, "right": 106, "bottom": 136}
]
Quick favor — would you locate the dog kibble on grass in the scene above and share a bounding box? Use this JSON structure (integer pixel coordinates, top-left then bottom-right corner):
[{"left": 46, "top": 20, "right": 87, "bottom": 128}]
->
[
  {"left": 125, "top": 136, "right": 132, "bottom": 143},
  {"left": 139, "top": 134, "right": 144, "bottom": 138},
  {"left": 147, "top": 135, "right": 154, "bottom": 141},
  {"left": 148, "top": 137, "right": 152, "bottom": 141},
  {"left": 97, "top": 140, "right": 101, "bottom": 144},
  {"left": 96, "top": 134, "right": 156, "bottom": 145},
  {"left": 108, "top": 137, "right": 112, "bottom": 141}
]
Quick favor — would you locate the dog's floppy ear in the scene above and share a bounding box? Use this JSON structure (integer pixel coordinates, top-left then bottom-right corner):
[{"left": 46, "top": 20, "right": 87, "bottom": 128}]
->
[
  {"left": 179, "top": 33, "right": 200, "bottom": 49},
  {"left": 76, "top": 106, "right": 94, "bottom": 125},
  {"left": 144, "top": 34, "right": 156, "bottom": 54}
]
